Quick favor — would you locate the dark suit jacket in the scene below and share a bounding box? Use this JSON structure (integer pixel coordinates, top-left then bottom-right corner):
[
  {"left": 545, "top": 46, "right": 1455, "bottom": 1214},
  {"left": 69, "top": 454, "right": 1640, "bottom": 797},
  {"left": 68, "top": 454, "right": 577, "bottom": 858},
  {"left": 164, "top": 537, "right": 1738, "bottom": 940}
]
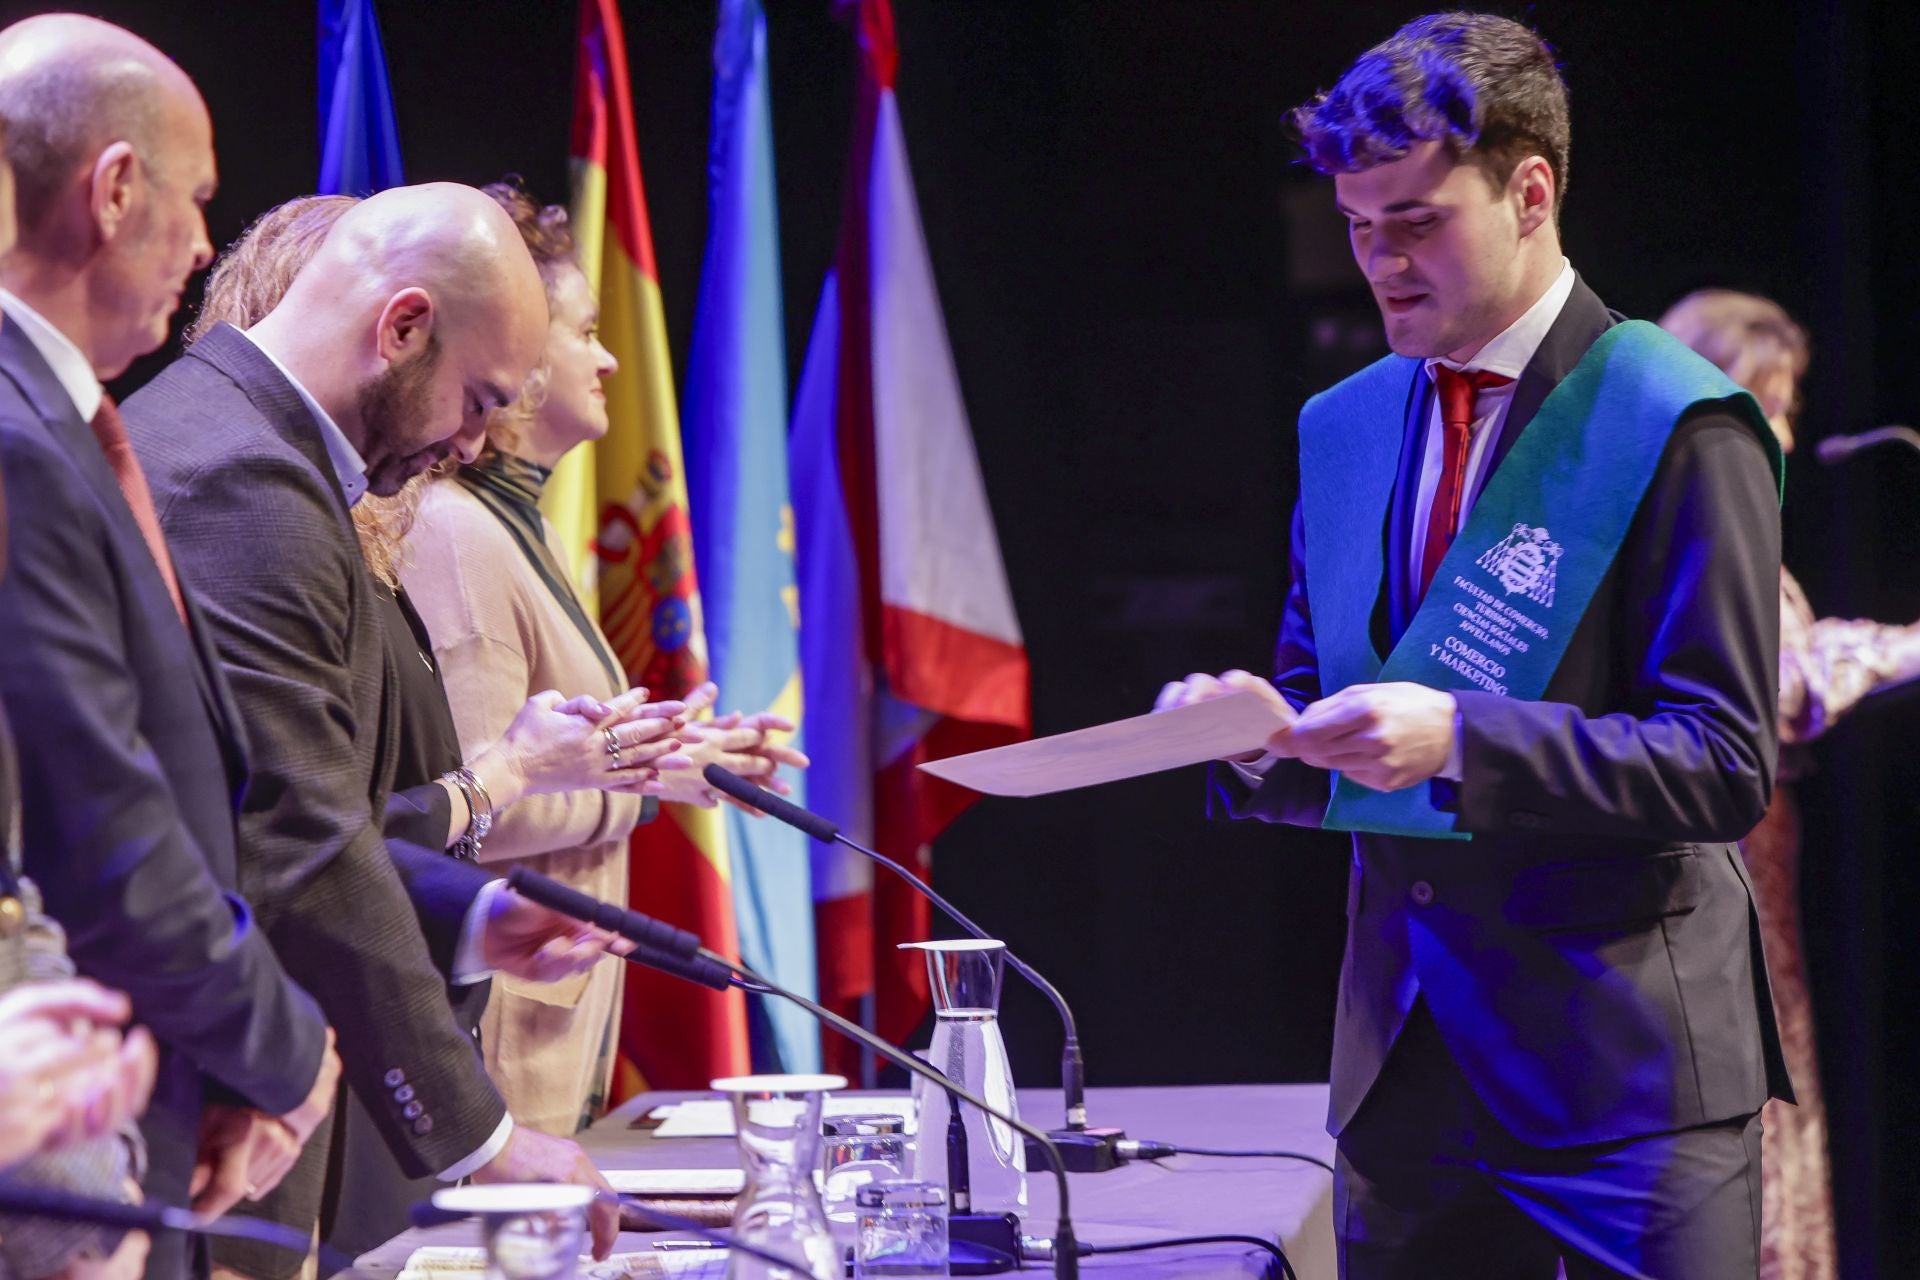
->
[
  {"left": 1214, "top": 278, "right": 1792, "bottom": 1147},
  {"left": 122, "top": 323, "right": 508, "bottom": 1178},
  {"left": 0, "top": 318, "right": 328, "bottom": 1247}
]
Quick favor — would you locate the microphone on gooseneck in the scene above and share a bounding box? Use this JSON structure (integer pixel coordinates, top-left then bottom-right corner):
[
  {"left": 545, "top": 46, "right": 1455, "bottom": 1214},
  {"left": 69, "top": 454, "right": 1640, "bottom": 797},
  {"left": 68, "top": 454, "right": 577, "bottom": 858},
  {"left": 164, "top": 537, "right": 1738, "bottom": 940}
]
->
[
  {"left": 505, "top": 865, "right": 703, "bottom": 959},
  {"left": 607, "top": 933, "right": 982, "bottom": 1231},
  {"left": 1815, "top": 424, "right": 1920, "bottom": 465},
  {"left": 702, "top": 764, "right": 1126, "bottom": 1174}
]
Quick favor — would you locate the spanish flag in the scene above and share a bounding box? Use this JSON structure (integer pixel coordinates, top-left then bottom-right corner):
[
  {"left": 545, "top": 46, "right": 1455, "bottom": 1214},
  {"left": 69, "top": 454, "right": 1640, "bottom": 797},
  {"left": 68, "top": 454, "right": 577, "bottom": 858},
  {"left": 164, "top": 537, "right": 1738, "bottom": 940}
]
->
[{"left": 555, "top": 0, "right": 750, "bottom": 1092}]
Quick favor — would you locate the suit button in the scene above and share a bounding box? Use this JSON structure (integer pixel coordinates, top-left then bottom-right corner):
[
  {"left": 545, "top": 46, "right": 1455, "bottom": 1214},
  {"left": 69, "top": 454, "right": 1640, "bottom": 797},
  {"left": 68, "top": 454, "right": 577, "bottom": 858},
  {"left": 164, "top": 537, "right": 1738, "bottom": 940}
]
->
[
  {"left": 1410, "top": 881, "right": 1435, "bottom": 906},
  {"left": 395, "top": 1084, "right": 416, "bottom": 1103},
  {"left": 384, "top": 1069, "right": 406, "bottom": 1088},
  {"left": 403, "top": 1101, "right": 424, "bottom": 1119},
  {"left": 413, "top": 1115, "right": 434, "bottom": 1136}
]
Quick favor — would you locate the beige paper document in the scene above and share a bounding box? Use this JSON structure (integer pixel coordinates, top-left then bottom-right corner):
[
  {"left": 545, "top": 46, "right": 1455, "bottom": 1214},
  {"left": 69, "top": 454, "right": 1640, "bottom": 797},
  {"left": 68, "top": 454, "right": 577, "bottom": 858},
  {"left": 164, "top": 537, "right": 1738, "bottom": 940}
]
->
[{"left": 918, "top": 691, "right": 1291, "bottom": 797}]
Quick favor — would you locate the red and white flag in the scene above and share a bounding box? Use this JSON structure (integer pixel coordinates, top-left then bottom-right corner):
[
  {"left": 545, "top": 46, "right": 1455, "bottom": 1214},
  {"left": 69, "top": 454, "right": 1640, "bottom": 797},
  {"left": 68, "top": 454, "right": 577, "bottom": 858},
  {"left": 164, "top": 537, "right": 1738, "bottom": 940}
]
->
[{"left": 791, "top": 0, "right": 1029, "bottom": 1071}]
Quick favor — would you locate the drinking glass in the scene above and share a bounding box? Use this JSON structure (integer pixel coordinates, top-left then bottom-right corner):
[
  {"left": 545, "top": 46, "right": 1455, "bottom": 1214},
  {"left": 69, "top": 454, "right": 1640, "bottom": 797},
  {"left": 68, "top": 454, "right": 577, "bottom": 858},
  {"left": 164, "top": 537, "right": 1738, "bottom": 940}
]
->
[
  {"left": 822, "top": 1112, "right": 908, "bottom": 1230},
  {"left": 854, "top": 1181, "right": 949, "bottom": 1279},
  {"left": 430, "top": 1184, "right": 594, "bottom": 1280},
  {"left": 711, "top": 1072, "right": 846, "bottom": 1280}
]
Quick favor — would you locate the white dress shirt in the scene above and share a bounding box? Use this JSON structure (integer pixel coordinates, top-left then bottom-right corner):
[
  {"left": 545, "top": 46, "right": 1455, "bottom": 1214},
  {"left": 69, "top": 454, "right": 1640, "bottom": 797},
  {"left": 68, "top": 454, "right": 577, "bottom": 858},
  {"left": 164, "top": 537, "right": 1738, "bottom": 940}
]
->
[
  {"left": 234, "top": 328, "right": 371, "bottom": 509},
  {"left": 1407, "top": 259, "right": 1576, "bottom": 576},
  {"left": 1236, "top": 260, "right": 1578, "bottom": 786},
  {"left": 231, "top": 328, "right": 513, "bottom": 1180},
  {"left": 1, "top": 289, "right": 104, "bottom": 422}
]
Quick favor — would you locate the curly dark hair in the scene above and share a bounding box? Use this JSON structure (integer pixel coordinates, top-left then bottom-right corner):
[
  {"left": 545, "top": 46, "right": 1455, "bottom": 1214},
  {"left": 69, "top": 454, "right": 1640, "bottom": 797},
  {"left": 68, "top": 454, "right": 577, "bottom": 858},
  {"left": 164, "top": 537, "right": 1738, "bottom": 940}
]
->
[{"left": 1291, "top": 12, "right": 1570, "bottom": 214}]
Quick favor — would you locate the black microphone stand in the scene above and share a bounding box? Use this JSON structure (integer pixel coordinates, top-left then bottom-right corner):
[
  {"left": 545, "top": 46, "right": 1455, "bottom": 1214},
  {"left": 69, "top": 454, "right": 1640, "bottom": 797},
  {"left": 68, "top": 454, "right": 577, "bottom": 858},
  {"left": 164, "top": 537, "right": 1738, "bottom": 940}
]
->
[{"left": 701, "top": 765, "right": 1126, "bottom": 1173}]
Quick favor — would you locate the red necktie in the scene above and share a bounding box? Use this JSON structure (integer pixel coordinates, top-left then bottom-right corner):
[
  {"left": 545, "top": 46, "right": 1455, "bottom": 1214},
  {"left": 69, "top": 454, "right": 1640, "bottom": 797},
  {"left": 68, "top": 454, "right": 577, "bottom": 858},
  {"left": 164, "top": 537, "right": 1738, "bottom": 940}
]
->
[
  {"left": 1418, "top": 366, "right": 1513, "bottom": 601},
  {"left": 88, "top": 392, "right": 187, "bottom": 626}
]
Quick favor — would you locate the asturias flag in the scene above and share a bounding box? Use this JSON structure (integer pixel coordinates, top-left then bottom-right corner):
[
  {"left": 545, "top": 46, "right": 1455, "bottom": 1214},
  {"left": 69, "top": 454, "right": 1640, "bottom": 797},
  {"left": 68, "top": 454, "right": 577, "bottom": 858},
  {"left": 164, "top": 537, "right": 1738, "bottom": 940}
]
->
[
  {"left": 791, "top": 0, "right": 1030, "bottom": 1072},
  {"left": 683, "top": 0, "right": 820, "bottom": 1074},
  {"left": 562, "top": 0, "right": 751, "bottom": 1091},
  {"left": 316, "top": 0, "right": 404, "bottom": 195}
]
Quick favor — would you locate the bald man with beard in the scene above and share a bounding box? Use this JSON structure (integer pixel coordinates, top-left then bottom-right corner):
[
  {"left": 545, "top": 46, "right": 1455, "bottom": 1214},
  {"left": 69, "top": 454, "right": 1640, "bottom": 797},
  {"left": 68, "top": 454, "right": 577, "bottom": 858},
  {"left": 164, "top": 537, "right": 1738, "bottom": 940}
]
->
[
  {"left": 122, "top": 184, "right": 631, "bottom": 1276},
  {"left": 0, "top": 16, "right": 339, "bottom": 1278}
]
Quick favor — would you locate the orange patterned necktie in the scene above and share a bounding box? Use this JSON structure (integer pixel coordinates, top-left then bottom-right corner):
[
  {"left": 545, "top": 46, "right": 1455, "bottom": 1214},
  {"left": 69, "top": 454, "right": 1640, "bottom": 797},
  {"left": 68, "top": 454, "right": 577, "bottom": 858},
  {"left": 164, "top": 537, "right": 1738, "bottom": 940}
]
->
[
  {"left": 88, "top": 392, "right": 187, "bottom": 626},
  {"left": 1418, "top": 365, "right": 1514, "bottom": 602}
]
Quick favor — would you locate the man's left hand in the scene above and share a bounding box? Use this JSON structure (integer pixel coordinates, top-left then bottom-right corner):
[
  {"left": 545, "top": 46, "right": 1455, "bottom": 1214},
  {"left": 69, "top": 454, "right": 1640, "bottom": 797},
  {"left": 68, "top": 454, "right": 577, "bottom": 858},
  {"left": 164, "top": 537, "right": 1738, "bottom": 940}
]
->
[
  {"left": 480, "top": 890, "right": 631, "bottom": 983},
  {"left": 190, "top": 1105, "right": 302, "bottom": 1218},
  {"left": 1285, "top": 682, "right": 1458, "bottom": 792}
]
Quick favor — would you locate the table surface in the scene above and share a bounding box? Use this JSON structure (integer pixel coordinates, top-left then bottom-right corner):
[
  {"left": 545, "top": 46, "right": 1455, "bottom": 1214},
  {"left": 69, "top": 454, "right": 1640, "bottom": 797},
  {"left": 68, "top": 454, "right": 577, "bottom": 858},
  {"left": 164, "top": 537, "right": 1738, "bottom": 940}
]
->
[{"left": 357, "top": 1083, "right": 1335, "bottom": 1280}]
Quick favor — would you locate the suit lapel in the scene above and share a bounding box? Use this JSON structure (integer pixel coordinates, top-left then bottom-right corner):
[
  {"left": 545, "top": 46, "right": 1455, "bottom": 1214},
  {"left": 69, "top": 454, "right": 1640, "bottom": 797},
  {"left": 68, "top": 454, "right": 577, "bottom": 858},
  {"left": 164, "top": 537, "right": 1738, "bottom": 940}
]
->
[
  {"left": 1472, "top": 276, "right": 1617, "bottom": 499},
  {"left": 0, "top": 322, "right": 243, "bottom": 761},
  {"left": 186, "top": 324, "right": 359, "bottom": 533},
  {"left": 1381, "top": 366, "right": 1428, "bottom": 644},
  {"left": 0, "top": 322, "right": 127, "bottom": 542}
]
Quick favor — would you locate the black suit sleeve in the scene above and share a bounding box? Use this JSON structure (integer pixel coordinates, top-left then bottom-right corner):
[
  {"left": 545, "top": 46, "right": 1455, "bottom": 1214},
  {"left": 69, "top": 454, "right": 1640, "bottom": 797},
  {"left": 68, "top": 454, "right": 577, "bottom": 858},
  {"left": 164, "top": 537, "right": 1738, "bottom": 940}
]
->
[
  {"left": 1207, "top": 497, "right": 1336, "bottom": 826},
  {"left": 1451, "top": 407, "right": 1780, "bottom": 841},
  {"left": 156, "top": 450, "right": 507, "bottom": 1177},
  {"left": 0, "top": 419, "right": 328, "bottom": 1112}
]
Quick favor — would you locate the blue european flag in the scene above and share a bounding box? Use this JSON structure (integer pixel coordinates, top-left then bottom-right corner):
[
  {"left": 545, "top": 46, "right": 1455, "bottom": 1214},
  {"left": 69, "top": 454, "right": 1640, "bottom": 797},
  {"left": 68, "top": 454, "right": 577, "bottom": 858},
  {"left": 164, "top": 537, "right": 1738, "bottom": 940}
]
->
[{"left": 317, "top": 0, "right": 404, "bottom": 196}]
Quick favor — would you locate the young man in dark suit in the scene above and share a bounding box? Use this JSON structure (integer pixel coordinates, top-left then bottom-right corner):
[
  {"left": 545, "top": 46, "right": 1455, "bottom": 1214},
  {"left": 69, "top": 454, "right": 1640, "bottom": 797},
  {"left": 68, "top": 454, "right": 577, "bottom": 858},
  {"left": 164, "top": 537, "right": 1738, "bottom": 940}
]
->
[
  {"left": 0, "top": 17, "right": 340, "bottom": 1277},
  {"left": 123, "top": 182, "right": 643, "bottom": 1276},
  {"left": 1159, "top": 13, "right": 1788, "bottom": 1278}
]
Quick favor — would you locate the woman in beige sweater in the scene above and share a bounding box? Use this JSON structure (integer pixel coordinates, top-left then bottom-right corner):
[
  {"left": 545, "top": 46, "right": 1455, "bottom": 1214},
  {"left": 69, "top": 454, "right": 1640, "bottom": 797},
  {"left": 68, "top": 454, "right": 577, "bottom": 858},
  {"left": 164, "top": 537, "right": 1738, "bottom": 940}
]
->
[{"left": 402, "top": 183, "right": 802, "bottom": 1135}]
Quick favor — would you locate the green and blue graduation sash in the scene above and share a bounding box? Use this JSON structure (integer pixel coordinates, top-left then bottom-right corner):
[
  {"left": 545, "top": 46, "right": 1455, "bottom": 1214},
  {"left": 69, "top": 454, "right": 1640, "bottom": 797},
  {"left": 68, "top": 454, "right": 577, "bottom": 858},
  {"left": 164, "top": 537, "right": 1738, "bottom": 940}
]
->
[{"left": 1298, "top": 320, "right": 1780, "bottom": 840}]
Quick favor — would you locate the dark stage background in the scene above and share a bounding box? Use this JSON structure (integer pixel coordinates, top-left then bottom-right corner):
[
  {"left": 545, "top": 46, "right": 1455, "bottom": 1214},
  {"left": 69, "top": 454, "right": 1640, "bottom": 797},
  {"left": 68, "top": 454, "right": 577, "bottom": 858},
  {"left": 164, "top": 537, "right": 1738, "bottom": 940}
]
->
[{"left": 10, "top": 0, "right": 1915, "bottom": 1270}]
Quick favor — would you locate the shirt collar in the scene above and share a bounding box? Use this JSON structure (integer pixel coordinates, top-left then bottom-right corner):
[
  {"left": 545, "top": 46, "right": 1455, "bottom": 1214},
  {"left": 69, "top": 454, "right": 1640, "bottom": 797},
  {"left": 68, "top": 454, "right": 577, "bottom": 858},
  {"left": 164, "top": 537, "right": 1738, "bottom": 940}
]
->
[
  {"left": 1424, "top": 258, "right": 1577, "bottom": 384},
  {"left": 0, "top": 289, "right": 103, "bottom": 422},
  {"left": 233, "top": 327, "right": 369, "bottom": 508}
]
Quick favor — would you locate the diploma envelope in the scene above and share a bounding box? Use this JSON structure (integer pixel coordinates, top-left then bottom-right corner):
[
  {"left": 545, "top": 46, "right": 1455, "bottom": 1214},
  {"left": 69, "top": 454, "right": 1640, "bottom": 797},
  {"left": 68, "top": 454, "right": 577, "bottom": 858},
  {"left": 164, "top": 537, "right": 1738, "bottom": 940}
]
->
[{"left": 918, "top": 692, "right": 1290, "bottom": 797}]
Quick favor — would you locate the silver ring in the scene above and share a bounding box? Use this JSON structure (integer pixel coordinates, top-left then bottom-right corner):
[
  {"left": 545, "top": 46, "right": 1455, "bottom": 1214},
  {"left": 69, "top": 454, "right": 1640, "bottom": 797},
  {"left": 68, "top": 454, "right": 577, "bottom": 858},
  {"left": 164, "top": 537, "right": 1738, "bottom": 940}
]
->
[{"left": 603, "top": 727, "right": 624, "bottom": 770}]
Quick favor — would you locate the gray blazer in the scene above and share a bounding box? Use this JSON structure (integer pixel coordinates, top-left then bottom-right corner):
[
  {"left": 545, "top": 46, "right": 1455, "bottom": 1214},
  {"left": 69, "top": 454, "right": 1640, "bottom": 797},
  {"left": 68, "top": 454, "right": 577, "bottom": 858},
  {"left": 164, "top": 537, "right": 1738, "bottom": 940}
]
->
[{"left": 124, "top": 323, "right": 508, "bottom": 1179}]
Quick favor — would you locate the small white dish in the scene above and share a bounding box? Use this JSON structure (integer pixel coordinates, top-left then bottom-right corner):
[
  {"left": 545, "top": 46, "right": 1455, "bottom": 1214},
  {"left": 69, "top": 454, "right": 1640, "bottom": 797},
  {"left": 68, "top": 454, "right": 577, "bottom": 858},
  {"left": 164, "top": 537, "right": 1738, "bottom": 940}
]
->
[{"left": 432, "top": 1184, "right": 598, "bottom": 1216}]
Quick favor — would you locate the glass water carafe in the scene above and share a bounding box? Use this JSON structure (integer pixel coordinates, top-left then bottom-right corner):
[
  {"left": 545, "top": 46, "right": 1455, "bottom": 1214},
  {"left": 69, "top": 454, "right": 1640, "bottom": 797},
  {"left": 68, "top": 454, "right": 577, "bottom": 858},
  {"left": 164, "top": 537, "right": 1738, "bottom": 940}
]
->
[
  {"left": 712, "top": 1073, "right": 847, "bottom": 1280},
  {"left": 900, "top": 939, "right": 1027, "bottom": 1214}
]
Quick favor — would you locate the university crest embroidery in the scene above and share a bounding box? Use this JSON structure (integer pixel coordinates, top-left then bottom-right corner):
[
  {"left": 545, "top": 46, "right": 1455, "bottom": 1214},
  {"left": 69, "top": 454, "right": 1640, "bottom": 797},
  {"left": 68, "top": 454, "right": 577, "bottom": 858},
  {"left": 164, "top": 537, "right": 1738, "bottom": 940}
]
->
[{"left": 1475, "top": 523, "right": 1563, "bottom": 606}]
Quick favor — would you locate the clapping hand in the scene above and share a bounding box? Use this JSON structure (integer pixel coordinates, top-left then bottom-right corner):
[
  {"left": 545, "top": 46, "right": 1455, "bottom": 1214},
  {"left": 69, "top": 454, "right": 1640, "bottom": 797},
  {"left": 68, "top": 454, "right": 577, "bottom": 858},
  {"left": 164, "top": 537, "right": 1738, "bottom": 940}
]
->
[
  {"left": 0, "top": 980, "right": 156, "bottom": 1168},
  {"left": 645, "top": 683, "right": 811, "bottom": 810},
  {"left": 498, "top": 688, "right": 689, "bottom": 797},
  {"left": 583, "top": 687, "right": 698, "bottom": 792}
]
